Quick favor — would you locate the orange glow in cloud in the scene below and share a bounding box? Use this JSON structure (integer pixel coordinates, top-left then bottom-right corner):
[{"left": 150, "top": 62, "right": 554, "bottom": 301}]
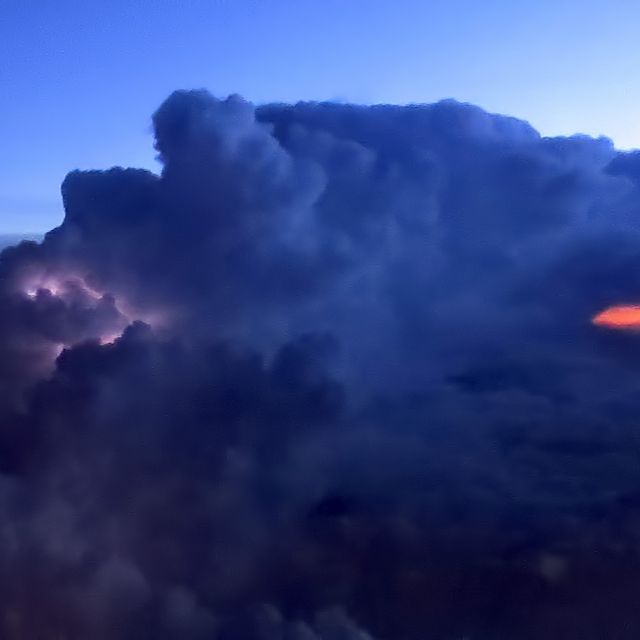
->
[{"left": 592, "top": 305, "right": 640, "bottom": 329}]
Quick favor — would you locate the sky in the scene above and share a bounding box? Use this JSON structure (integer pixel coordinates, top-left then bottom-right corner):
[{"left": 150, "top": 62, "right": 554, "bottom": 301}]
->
[{"left": 2, "top": 0, "right": 640, "bottom": 233}]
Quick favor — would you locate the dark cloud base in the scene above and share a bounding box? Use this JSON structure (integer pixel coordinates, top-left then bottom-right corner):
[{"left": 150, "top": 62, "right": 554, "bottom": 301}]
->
[{"left": 1, "top": 91, "right": 640, "bottom": 638}]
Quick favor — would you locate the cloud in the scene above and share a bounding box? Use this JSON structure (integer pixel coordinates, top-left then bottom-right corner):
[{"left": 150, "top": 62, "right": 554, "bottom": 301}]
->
[{"left": 0, "top": 90, "right": 640, "bottom": 637}]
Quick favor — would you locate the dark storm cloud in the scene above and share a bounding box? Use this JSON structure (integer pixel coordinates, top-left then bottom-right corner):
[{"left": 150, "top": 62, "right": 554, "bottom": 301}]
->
[{"left": 1, "top": 90, "right": 640, "bottom": 637}]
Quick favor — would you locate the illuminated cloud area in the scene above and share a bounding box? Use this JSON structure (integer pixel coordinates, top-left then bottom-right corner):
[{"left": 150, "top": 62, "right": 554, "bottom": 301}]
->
[
  {"left": 5, "top": 91, "right": 640, "bottom": 638},
  {"left": 593, "top": 305, "right": 640, "bottom": 329}
]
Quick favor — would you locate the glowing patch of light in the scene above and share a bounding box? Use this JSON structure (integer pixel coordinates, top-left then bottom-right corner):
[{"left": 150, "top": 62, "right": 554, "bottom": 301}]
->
[
  {"left": 25, "top": 282, "right": 62, "bottom": 298},
  {"left": 22, "top": 272, "right": 168, "bottom": 353},
  {"left": 22, "top": 275, "right": 107, "bottom": 304},
  {"left": 77, "top": 280, "right": 103, "bottom": 300},
  {"left": 98, "top": 332, "right": 124, "bottom": 346},
  {"left": 592, "top": 305, "right": 640, "bottom": 329}
]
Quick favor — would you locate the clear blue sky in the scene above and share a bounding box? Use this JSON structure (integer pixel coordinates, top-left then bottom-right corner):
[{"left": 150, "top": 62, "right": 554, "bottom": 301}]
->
[{"left": 2, "top": 0, "right": 640, "bottom": 233}]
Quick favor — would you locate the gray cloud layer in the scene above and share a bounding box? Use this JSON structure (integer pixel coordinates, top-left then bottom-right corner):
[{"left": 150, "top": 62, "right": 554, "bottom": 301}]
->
[{"left": 0, "top": 91, "right": 640, "bottom": 638}]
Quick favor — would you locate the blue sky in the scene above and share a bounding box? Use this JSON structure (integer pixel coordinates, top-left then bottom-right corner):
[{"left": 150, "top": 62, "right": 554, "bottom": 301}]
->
[{"left": 2, "top": 0, "right": 640, "bottom": 233}]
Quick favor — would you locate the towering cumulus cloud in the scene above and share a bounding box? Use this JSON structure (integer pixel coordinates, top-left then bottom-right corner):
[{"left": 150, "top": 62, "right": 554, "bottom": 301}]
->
[{"left": 2, "top": 90, "right": 640, "bottom": 638}]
